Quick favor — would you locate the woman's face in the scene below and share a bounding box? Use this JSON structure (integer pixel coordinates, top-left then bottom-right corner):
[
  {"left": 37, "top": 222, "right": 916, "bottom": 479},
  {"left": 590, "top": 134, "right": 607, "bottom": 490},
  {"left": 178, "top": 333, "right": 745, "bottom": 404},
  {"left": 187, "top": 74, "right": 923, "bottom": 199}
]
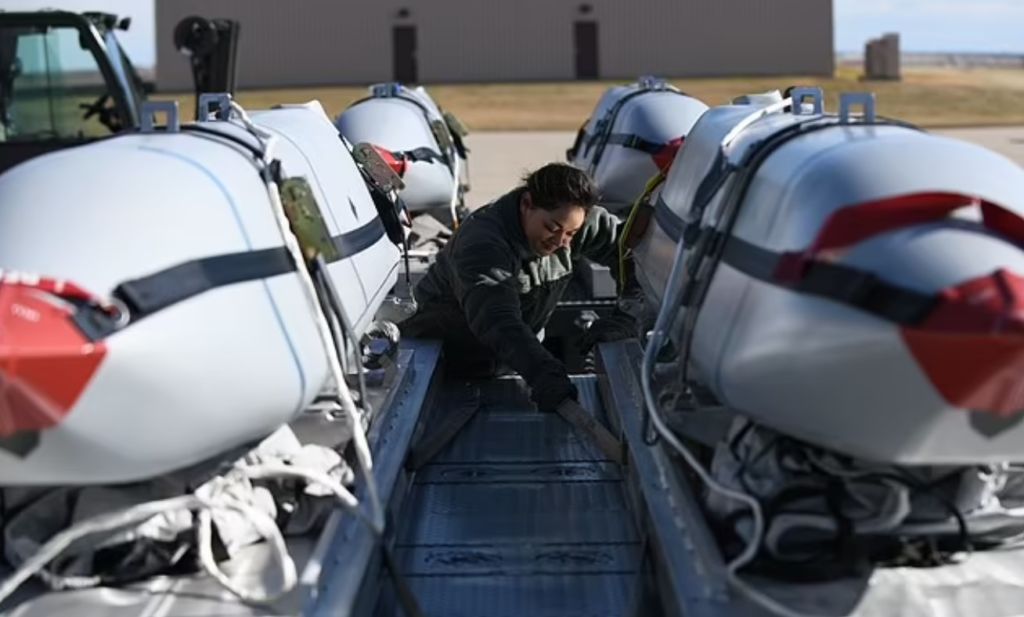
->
[{"left": 519, "top": 191, "right": 587, "bottom": 256}]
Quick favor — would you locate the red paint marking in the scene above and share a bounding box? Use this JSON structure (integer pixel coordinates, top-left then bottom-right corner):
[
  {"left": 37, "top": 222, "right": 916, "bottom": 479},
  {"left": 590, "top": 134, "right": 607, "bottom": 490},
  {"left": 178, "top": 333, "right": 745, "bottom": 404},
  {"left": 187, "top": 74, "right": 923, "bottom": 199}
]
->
[
  {"left": 764, "top": 192, "right": 1024, "bottom": 416},
  {"left": 0, "top": 283, "right": 106, "bottom": 438},
  {"left": 903, "top": 270, "right": 1024, "bottom": 416},
  {"left": 775, "top": 192, "right": 1024, "bottom": 282},
  {"left": 652, "top": 137, "right": 684, "bottom": 173}
]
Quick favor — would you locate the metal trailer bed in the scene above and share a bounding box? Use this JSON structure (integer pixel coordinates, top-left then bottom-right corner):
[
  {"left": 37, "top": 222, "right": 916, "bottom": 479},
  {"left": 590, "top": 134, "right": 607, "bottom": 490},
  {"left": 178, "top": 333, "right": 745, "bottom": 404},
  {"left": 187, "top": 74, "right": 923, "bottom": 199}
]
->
[{"left": 7, "top": 339, "right": 1024, "bottom": 617}]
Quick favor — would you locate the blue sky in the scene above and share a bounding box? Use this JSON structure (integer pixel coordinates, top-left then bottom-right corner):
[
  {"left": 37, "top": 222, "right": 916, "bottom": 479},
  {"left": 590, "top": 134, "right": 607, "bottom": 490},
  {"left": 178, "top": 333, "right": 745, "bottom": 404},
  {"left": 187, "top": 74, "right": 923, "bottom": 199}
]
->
[
  {"left": 2, "top": 0, "right": 1023, "bottom": 68},
  {"left": 834, "top": 0, "right": 1024, "bottom": 53}
]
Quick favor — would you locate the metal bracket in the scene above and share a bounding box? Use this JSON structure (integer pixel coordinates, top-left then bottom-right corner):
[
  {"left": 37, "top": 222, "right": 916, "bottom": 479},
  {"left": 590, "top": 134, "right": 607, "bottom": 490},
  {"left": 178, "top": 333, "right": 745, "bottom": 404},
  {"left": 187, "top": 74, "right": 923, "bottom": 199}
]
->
[
  {"left": 430, "top": 118, "right": 454, "bottom": 154},
  {"left": 197, "top": 93, "right": 234, "bottom": 121},
  {"left": 139, "top": 101, "right": 180, "bottom": 133},
  {"left": 371, "top": 82, "right": 404, "bottom": 98},
  {"left": 790, "top": 86, "right": 824, "bottom": 115},
  {"left": 840, "top": 92, "right": 877, "bottom": 123},
  {"left": 443, "top": 110, "right": 469, "bottom": 137},
  {"left": 638, "top": 75, "right": 669, "bottom": 91},
  {"left": 352, "top": 142, "right": 406, "bottom": 192}
]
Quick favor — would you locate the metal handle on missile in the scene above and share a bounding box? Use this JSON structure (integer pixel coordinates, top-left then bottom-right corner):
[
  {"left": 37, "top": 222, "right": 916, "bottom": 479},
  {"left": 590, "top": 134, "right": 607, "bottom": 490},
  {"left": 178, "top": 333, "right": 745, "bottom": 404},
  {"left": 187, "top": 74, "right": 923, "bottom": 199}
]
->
[
  {"left": 555, "top": 399, "right": 626, "bottom": 466},
  {"left": 140, "top": 101, "right": 180, "bottom": 133},
  {"left": 197, "top": 92, "right": 234, "bottom": 121},
  {"left": 789, "top": 86, "right": 824, "bottom": 115},
  {"left": 840, "top": 92, "right": 877, "bottom": 124}
]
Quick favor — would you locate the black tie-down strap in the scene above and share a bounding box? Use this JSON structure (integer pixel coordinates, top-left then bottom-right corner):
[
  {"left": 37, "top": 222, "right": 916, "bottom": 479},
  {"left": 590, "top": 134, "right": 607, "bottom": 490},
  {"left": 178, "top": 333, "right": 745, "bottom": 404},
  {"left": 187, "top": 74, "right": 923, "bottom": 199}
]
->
[
  {"left": 653, "top": 195, "right": 685, "bottom": 244},
  {"left": 566, "top": 121, "right": 588, "bottom": 161},
  {"left": 350, "top": 92, "right": 459, "bottom": 169},
  {"left": 652, "top": 191, "right": 952, "bottom": 326},
  {"left": 604, "top": 133, "right": 672, "bottom": 155},
  {"left": 114, "top": 248, "right": 294, "bottom": 319},
  {"left": 114, "top": 217, "right": 386, "bottom": 323},
  {"left": 568, "top": 129, "right": 671, "bottom": 161},
  {"left": 449, "top": 129, "right": 469, "bottom": 161},
  {"left": 653, "top": 116, "right": 919, "bottom": 312},
  {"left": 720, "top": 234, "right": 939, "bottom": 326},
  {"left": 395, "top": 147, "right": 446, "bottom": 165},
  {"left": 586, "top": 88, "right": 693, "bottom": 169}
]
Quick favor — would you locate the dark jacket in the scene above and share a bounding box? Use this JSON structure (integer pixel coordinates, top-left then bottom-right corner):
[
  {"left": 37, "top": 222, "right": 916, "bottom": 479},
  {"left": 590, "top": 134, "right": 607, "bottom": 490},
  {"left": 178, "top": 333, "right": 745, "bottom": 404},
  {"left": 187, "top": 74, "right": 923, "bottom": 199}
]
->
[{"left": 400, "top": 188, "right": 621, "bottom": 410}]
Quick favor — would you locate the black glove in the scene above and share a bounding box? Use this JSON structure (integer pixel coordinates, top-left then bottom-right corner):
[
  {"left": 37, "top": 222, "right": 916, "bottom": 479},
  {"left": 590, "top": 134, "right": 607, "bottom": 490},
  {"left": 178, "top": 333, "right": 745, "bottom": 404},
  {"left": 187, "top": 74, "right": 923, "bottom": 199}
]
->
[
  {"left": 578, "top": 310, "right": 638, "bottom": 354},
  {"left": 531, "top": 370, "right": 578, "bottom": 413}
]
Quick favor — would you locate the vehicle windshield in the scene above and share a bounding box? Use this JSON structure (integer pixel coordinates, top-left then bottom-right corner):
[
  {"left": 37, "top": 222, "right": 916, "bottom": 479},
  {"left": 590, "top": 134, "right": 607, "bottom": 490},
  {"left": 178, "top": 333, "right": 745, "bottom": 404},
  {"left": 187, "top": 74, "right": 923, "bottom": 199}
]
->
[{"left": 0, "top": 23, "right": 116, "bottom": 141}]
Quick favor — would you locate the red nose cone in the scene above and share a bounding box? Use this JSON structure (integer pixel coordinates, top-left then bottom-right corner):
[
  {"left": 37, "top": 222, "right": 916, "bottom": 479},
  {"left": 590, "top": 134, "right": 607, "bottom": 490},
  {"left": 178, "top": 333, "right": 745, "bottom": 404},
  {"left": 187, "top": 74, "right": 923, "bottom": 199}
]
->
[
  {"left": 0, "top": 284, "right": 106, "bottom": 441},
  {"left": 902, "top": 270, "right": 1024, "bottom": 416},
  {"left": 652, "top": 137, "right": 684, "bottom": 173}
]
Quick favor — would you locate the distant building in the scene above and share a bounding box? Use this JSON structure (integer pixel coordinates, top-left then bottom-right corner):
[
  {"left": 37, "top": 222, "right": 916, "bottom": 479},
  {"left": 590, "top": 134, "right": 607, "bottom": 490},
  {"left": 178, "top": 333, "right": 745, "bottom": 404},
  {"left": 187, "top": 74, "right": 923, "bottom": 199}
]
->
[
  {"left": 155, "top": 0, "right": 834, "bottom": 91},
  {"left": 864, "top": 33, "right": 901, "bottom": 80}
]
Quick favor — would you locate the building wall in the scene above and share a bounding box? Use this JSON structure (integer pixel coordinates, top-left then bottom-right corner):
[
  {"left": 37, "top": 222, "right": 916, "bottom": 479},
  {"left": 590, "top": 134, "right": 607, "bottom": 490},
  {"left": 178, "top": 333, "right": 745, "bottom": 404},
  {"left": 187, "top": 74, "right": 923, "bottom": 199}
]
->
[
  {"left": 156, "top": 0, "right": 390, "bottom": 90},
  {"left": 156, "top": 0, "right": 833, "bottom": 91}
]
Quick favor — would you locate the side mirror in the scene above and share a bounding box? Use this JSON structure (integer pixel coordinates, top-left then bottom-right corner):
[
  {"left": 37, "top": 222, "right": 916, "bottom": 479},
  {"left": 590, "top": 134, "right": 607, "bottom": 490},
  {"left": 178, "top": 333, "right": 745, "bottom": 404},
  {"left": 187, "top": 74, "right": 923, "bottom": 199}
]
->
[{"left": 117, "top": 17, "right": 132, "bottom": 31}]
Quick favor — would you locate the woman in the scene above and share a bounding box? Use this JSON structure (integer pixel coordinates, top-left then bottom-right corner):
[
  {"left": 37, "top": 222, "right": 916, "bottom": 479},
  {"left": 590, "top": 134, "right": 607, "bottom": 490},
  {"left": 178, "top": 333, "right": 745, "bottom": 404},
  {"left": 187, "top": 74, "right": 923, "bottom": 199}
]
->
[{"left": 401, "top": 162, "right": 624, "bottom": 412}]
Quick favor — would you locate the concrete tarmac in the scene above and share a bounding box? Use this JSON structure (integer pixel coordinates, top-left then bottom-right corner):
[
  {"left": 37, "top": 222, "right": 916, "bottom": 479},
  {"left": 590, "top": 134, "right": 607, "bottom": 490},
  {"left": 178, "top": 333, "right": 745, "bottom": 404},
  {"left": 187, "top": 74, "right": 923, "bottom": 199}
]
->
[{"left": 463, "top": 127, "right": 1024, "bottom": 207}]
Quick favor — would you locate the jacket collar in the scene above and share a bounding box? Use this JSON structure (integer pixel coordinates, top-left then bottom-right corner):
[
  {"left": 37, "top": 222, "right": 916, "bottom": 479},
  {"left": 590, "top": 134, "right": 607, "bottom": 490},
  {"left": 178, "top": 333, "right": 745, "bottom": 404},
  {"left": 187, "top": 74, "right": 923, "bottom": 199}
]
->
[{"left": 492, "top": 188, "right": 535, "bottom": 261}]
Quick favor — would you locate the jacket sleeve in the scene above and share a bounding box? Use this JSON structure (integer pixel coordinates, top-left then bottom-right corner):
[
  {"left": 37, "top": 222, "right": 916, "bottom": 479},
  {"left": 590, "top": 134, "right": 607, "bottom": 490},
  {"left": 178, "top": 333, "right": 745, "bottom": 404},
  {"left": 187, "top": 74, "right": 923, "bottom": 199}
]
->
[
  {"left": 573, "top": 205, "right": 622, "bottom": 272},
  {"left": 452, "top": 238, "right": 575, "bottom": 410}
]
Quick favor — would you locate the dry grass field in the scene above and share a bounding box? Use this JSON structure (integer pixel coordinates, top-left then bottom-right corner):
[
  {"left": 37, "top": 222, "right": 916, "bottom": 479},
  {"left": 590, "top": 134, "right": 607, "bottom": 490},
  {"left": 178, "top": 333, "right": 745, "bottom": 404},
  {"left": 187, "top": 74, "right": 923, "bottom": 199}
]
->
[{"left": 156, "top": 66, "right": 1024, "bottom": 130}]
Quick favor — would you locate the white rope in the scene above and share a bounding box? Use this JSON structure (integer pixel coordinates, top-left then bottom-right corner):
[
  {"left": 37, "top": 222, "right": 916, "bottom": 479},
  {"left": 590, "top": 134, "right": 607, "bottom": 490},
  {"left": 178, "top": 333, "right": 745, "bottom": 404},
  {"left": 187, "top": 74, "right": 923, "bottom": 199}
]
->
[
  {"left": 448, "top": 146, "right": 461, "bottom": 223},
  {"left": 228, "top": 101, "right": 384, "bottom": 534},
  {"left": 194, "top": 487, "right": 294, "bottom": 604},
  {"left": 721, "top": 96, "right": 794, "bottom": 152},
  {"left": 642, "top": 338, "right": 837, "bottom": 617},
  {"left": 0, "top": 463, "right": 366, "bottom": 607},
  {"left": 0, "top": 495, "right": 198, "bottom": 604},
  {"left": 639, "top": 124, "right": 833, "bottom": 616}
]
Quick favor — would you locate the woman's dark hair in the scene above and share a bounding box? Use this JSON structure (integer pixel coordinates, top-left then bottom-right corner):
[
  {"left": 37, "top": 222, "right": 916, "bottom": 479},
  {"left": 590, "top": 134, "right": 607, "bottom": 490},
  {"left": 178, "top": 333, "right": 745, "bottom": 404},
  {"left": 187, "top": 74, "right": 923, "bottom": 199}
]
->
[{"left": 521, "top": 163, "right": 598, "bottom": 211}]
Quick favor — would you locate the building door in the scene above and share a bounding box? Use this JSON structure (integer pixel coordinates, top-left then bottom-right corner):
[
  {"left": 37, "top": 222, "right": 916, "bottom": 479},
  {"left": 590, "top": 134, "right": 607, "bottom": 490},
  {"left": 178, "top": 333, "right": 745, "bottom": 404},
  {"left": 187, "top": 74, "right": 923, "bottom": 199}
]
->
[
  {"left": 574, "top": 21, "right": 599, "bottom": 79},
  {"left": 392, "top": 25, "right": 417, "bottom": 83}
]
